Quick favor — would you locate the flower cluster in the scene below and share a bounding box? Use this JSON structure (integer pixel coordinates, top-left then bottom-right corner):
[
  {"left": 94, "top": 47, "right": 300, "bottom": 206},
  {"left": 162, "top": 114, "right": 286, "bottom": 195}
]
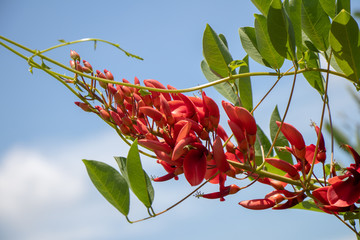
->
[{"left": 70, "top": 50, "right": 360, "bottom": 212}]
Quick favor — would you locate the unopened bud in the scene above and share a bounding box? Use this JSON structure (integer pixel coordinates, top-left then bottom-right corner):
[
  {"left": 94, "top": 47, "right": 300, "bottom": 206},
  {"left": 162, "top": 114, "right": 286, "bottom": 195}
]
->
[
  {"left": 75, "top": 102, "right": 92, "bottom": 112},
  {"left": 82, "top": 60, "right": 93, "bottom": 72},
  {"left": 104, "top": 69, "right": 114, "bottom": 80},
  {"left": 96, "top": 70, "right": 108, "bottom": 89},
  {"left": 70, "top": 50, "right": 80, "bottom": 61}
]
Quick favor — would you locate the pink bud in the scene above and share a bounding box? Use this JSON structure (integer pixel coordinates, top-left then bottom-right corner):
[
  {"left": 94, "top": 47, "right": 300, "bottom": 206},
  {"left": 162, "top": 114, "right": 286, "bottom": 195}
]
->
[
  {"left": 104, "top": 69, "right": 114, "bottom": 80},
  {"left": 74, "top": 102, "right": 92, "bottom": 112},
  {"left": 82, "top": 60, "right": 93, "bottom": 71},
  {"left": 70, "top": 50, "right": 80, "bottom": 61}
]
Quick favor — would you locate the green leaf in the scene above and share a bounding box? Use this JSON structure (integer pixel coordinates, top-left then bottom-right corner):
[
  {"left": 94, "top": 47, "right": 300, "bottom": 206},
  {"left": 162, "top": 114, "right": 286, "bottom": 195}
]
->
[
  {"left": 269, "top": 106, "right": 293, "bottom": 164},
  {"left": 319, "top": 0, "right": 336, "bottom": 19},
  {"left": 301, "top": 0, "right": 331, "bottom": 52},
  {"left": 267, "top": 0, "right": 296, "bottom": 60},
  {"left": 115, "top": 156, "right": 154, "bottom": 205},
  {"left": 336, "top": 0, "right": 350, "bottom": 15},
  {"left": 291, "top": 199, "right": 323, "bottom": 213},
  {"left": 58, "top": 39, "right": 67, "bottom": 43},
  {"left": 239, "top": 27, "right": 271, "bottom": 68},
  {"left": 126, "top": 139, "right": 154, "bottom": 208},
  {"left": 299, "top": 51, "right": 325, "bottom": 94},
  {"left": 251, "top": 0, "right": 272, "bottom": 16},
  {"left": 254, "top": 14, "right": 284, "bottom": 69},
  {"left": 201, "top": 60, "right": 238, "bottom": 105},
  {"left": 255, "top": 124, "right": 273, "bottom": 158},
  {"left": 237, "top": 55, "right": 253, "bottom": 111},
  {"left": 330, "top": 10, "right": 360, "bottom": 82},
  {"left": 218, "top": 34, "right": 229, "bottom": 48},
  {"left": 114, "top": 156, "right": 128, "bottom": 179},
  {"left": 284, "top": 0, "right": 303, "bottom": 51},
  {"left": 203, "top": 24, "right": 233, "bottom": 78},
  {"left": 83, "top": 159, "right": 130, "bottom": 216}
]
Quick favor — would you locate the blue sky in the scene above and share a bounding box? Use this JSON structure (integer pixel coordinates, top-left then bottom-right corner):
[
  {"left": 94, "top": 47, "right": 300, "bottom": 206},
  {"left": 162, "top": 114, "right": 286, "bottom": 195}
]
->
[{"left": 1, "top": 1, "right": 360, "bottom": 240}]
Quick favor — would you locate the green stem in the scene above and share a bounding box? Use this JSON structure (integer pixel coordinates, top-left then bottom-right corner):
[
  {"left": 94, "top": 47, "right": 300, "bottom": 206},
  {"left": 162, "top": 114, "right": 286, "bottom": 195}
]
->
[{"left": 0, "top": 36, "right": 352, "bottom": 94}]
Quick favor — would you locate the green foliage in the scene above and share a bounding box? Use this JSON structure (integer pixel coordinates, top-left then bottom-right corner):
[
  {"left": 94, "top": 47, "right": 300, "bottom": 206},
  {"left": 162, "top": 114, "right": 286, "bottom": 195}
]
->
[
  {"left": 83, "top": 160, "right": 130, "bottom": 216},
  {"left": 82, "top": 139, "right": 155, "bottom": 219},
  {"left": 237, "top": 55, "right": 253, "bottom": 111},
  {"left": 301, "top": 0, "right": 331, "bottom": 52},
  {"left": 126, "top": 139, "right": 154, "bottom": 208},
  {"left": 269, "top": 106, "right": 293, "bottom": 164},
  {"left": 254, "top": 14, "right": 284, "bottom": 69},
  {"left": 255, "top": 124, "right": 273, "bottom": 158},
  {"left": 203, "top": 24, "right": 233, "bottom": 78},
  {"left": 299, "top": 51, "right": 325, "bottom": 94},
  {"left": 330, "top": 10, "right": 360, "bottom": 83},
  {"left": 239, "top": 26, "right": 272, "bottom": 68},
  {"left": 251, "top": 0, "right": 272, "bottom": 16},
  {"left": 267, "top": 0, "right": 296, "bottom": 61},
  {"left": 201, "top": 60, "right": 239, "bottom": 105}
]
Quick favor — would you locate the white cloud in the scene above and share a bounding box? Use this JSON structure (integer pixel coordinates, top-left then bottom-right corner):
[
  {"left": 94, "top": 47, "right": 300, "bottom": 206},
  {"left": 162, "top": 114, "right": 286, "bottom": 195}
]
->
[{"left": 0, "top": 146, "right": 84, "bottom": 223}]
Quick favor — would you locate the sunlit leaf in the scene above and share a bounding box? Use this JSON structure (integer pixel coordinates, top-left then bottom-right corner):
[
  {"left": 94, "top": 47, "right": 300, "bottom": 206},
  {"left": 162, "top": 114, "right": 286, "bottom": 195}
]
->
[
  {"left": 228, "top": 59, "right": 247, "bottom": 72},
  {"left": 330, "top": 10, "right": 360, "bottom": 82},
  {"left": 83, "top": 159, "right": 130, "bottom": 216},
  {"left": 251, "top": 0, "right": 272, "bottom": 16},
  {"left": 203, "top": 24, "right": 233, "bottom": 78},
  {"left": 319, "top": 0, "right": 336, "bottom": 19},
  {"left": 239, "top": 27, "right": 271, "bottom": 68},
  {"left": 254, "top": 14, "right": 284, "bottom": 69},
  {"left": 301, "top": 0, "right": 331, "bottom": 52},
  {"left": 237, "top": 55, "right": 253, "bottom": 111},
  {"left": 269, "top": 106, "right": 293, "bottom": 164},
  {"left": 126, "top": 139, "right": 154, "bottom": 207},
  {"left": 58, "top": 39, "right": 67, "bottom": 43}
]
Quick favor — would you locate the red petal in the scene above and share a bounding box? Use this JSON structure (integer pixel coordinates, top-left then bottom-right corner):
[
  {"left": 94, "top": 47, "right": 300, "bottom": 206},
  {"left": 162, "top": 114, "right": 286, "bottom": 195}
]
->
[
  {"left": 138, "top": 139, "right": 171, "bottom": 153},
  {"left": 213, "top": 136, "right": 230, "bottom": 173},
  {"left": 328, "top": 177, "right": 360, "bottom": 207},
  {"left": 276, "top": 121, "right": 305, "bottom": 156},
  {"left": 183, "top": 149, "right": 207, "bottom": 186},
  {"left": 265, "top": 158, "right": 300, "bottom": 180}
]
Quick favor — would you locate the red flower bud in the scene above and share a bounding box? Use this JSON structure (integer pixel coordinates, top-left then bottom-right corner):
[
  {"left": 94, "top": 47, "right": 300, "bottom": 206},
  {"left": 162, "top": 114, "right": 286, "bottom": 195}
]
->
[
  {"left": 265, "top": 158, "right": 300, "bottom": 180},
  {"left": 82, "top": 60, "right": 93, "bottom": 71},
  {"left": 74, "top": 102, "right": 92, "bottom": 112},
  {"left": 70, "top": 50, "right": 80, "bottom": 61},
  {"left": 239, "top": 199, "right": 275, "bottom": 210},
  {"left": 276, "top": 121, "right": 305, "bottom": 159},
  {"left": 104, "top": 69, "right": 114, "bottom": 80}
]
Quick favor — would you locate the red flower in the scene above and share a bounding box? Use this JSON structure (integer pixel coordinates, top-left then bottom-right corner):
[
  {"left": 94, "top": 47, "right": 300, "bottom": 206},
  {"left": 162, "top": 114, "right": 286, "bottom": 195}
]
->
[{"left": 314, "top": 145, "right": 360, "bottom": 209}]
